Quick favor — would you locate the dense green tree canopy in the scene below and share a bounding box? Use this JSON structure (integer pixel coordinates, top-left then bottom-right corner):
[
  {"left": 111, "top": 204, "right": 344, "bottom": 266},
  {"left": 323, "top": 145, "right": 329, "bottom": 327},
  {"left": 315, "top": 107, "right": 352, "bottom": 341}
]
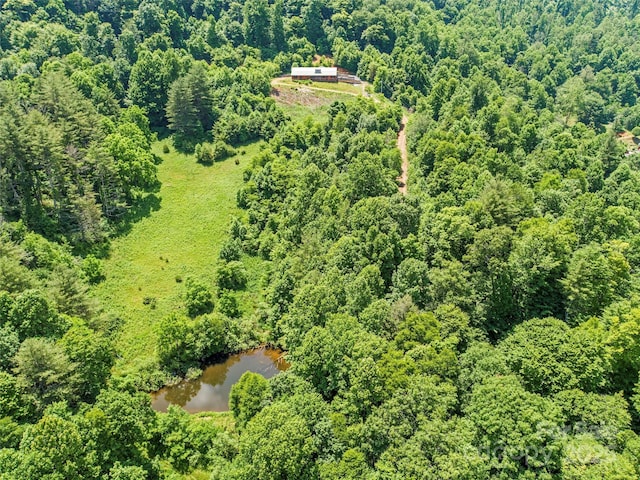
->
[{"left": 3, "top": 0, "right": 640, "bottom": 478}]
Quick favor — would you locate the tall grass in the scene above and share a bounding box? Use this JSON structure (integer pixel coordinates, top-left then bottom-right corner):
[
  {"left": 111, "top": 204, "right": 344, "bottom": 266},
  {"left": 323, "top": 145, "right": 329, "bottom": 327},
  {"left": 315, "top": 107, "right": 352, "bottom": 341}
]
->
[{"left": 93, "top": 141, "right": 266, "bottom": 369}]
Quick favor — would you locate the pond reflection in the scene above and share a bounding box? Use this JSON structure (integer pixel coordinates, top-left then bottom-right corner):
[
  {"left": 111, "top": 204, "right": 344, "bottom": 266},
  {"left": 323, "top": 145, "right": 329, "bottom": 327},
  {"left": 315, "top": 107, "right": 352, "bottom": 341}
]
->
[{"left": 151, "top": 347, "right": 289, "bottom": 413}]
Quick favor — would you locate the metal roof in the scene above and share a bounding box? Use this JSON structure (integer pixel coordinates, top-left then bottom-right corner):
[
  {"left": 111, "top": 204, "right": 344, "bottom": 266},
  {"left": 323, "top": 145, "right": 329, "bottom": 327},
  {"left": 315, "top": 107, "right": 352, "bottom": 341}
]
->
[{"left": 291, "top": 67, "right": 338, "bottom": 76}]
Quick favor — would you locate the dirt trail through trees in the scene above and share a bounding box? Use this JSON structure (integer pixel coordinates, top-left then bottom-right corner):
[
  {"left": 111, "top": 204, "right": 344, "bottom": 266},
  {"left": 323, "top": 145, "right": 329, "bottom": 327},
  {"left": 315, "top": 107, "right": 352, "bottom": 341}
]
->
[
  {"left": 397, "top": 115, "right": 409, "bottom": 195},
  {"left": 271, "top": 77, "right": 409, "bottom": 193}
]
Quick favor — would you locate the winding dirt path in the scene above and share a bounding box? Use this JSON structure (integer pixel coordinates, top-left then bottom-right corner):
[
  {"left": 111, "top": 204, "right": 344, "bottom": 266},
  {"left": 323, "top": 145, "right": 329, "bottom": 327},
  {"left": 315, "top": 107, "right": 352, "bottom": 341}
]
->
[
  {"left": 271, "top": 76, "right": 409, "bottom": 193},
  {"left": 397, "top": 115, "right": 409, "bottom": 195}
]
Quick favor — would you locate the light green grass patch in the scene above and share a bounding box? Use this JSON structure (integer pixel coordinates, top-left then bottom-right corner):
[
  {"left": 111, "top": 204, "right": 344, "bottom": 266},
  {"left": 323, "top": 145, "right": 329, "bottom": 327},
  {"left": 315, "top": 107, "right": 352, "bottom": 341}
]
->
[{"left": 93, "top": 141, "right": 265, "bottom": 369}]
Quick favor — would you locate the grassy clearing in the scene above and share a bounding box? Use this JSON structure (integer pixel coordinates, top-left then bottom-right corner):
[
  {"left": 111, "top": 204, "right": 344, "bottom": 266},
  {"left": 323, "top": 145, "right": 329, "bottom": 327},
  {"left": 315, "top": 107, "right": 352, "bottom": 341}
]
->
[
  {"left": 271, "top": 78, "right": 365, "bottom": 122},
  {"left": 93, "top": 141, "right": 265, "bottom": 369}
]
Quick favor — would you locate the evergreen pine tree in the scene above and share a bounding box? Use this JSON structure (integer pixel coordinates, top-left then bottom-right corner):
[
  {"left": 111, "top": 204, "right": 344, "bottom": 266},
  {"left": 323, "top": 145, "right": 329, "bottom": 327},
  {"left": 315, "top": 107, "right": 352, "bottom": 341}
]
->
[
  {"left": 271, "top": 0, "right": 286, "bottom": 51},
  {"left": 243, "top": 0, "right": 270, "bottom": 49},
  {"left": 166, "top": 77, "right": 202, "bottom": 151}
]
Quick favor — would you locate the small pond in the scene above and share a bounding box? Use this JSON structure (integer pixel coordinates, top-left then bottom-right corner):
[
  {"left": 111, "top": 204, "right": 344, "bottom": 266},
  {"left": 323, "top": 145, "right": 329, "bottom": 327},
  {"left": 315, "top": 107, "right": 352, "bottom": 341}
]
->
[{"left": 151, "top": 348, "right": 289, "bottom": 413}]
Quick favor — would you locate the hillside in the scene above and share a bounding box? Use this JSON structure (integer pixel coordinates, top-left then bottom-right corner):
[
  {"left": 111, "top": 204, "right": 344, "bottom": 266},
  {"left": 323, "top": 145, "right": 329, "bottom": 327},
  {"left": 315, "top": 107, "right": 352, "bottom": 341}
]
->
[{"left": 3, "top": 0, "right": 640, "bottom": 479}]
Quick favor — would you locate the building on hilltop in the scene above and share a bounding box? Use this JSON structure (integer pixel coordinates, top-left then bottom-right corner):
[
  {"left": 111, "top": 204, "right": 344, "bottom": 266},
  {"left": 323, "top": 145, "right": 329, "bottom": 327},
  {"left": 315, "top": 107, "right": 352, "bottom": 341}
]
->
[{"left": 291, "top": 67, "right": 338, "bottom": 82}]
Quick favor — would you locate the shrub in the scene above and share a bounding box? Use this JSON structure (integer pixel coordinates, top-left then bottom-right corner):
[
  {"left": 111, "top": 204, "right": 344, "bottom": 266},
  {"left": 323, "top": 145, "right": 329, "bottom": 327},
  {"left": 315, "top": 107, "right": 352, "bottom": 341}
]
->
[
  {"left": 229, "top": 372, "right": 270, "bottom": 429},
  {"left": 0, "top": 323, "right": 19, "bottom": 370},
  {"left": 217, "top": 291, "right": 240, "bottom": 318},
  {"left": 211, "top": 140, "right": 236, "bottom": 161},
  {"left": 195, "top": 143, "right": 212, "bottom": 165},
  {"left": 162, "top": 144, "right": 170, "bottom": 154},
  {"left": 195, "top": 141, "right": 236, "bottom": 165},
  {"left": 194, "top": 313, "right": 227, "bottom": 358},
  {"left": 142, "top": 296, "right": 157, "bottom": 309},
  {"left": 82, "top": 255, "right": 105, "bottom": 284},
  {"left": 184, "top": 277, "right": 214, "bottom": 317},
  {"left": 157, "top": 313, "right": 193, "bottom": 369},
  {"left": 228, "top": 217, "right": 247, "bottom": 241},
  {"left": 216, "top": 261, "right": 248, "bottom": 291},
  {"left": 219, "top": 239, "right": 243, "bottom": 262},
  {"left": 157, "top": 311, "right": 227, "bottom": 371}
]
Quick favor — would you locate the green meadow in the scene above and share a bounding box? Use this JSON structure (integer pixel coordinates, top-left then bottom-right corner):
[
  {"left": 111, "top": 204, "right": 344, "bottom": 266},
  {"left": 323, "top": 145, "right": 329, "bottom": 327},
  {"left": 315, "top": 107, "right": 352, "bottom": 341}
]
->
[{"left": 93, "top": 141, "right": 265, "bottom": 368}]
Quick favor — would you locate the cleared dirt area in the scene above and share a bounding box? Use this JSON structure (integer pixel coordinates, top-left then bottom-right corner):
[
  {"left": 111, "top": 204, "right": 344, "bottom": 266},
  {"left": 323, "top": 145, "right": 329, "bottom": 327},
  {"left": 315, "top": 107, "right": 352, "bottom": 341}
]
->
[
  {"left": 271, "top": 76, "right": 364, "bottom": 99},
  {"left": 270, "top": 77, "right": 366, "bottom": 122},
  {"left": 617, "top": 131, "right": 640, "bottom": 152},
  {"left": 271, "top": 84, "right": 339, "bottom": 108}
]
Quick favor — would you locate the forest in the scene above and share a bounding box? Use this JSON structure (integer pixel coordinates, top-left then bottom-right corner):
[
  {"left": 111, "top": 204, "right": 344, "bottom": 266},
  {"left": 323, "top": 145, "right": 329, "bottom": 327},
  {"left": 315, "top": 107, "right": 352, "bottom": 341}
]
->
[{"left": 3, "top": 0, "right": 640, "bottom": 478}]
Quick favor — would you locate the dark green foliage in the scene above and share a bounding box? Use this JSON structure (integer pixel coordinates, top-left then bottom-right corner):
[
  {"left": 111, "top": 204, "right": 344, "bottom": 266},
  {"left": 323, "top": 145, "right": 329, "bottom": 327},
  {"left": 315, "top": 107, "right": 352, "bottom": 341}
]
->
[
  {"left": 59, "top": 324, "right": 115, "bottom": 402},
  {"left": 0, "top": 371, "right": 26, "bottom": 420},
  {"left": 391, "top": 258, "right": 430, "bottom": 308},
  {"left": 5, "top": 0, "right": 640, "bottom": 477},
  {"left": 229, "top": 372, "right": 271, "bottom": 429},
  {"left": 129, "top": 49, "right": 180, "bottom": 126},
  {"left": 216, "top": 261, "right": 248, "bottom": 290},
  {"left": 157, "top": 406, "right": 227, "bottom": 473},
  {"left": 87, "top": 388, "right": 157, "bottom": 472},
  {"left": 235, "top": 402, "right": 317, "bottom": 480},
  {"left": 563, "top": 243, "right": 630, "bottom": 322},
  {"left": 12, "top": 414, "right": 89, "bottom": 479},
  {"left": 13, "top": 338, "right": 79, "bottom": 411},
  {"left": 156, "top": 312, "right": 227, "bottom": 370},
  {"left": 219, "top": 238, "right": 243, "bottom": 262},
  {"left": 0, "top": 79, "right": 155, "bottom": 243},
  {"left": 156, "top": 313, "right": 192, "bottom": 369},
  {"left": 167, "top": 76, "right": 202, "bottom": 150},
  {"left": 0, "top": 323, "right": 19, "bottom": 371},
  {"left": 9, "top": 289, "right": 64, "bottom": 340},
  {"left": 195, "top": 141, "right": 237, "bottom": 164},
  {"left": 271, "top": 0, "right": 286, "bottom": 51},
  {"left": 291, "top": 315, "right": 364, "bottom": 400},
  {"left": 465, "top": 375, "right": 564, "bottom": 476},
  {"left": 394, "top": 311, "right": 441, "bottom": 352},
  {"left": 217, "top": 291, "right": 240, "bottom": 318},
  {"left": 0, "top": 416, "right": 24, "bottom": 449},
  {"left": 167, "top": 62, "right": 216, "bottom": 151},
  {"left": 81, "top": 255, "right": 105, "bottom": 284},
  {"left": 108, "top": 463, "right": 148, "bottom": 480},
  {"left": 361, "top": 375, "right": 461, "bottom": 466},
  {"left": 554, "top": 389, "right": 631, "bottom": 445},
  {"left": 184, "top": 277, "right": 214, "bottom": 317},
  {"left": 0, "top": 75, "right": 157, "bottom": 244},
  {"left": 499, "top": 318, "right": 607, "bottom": 395},
  {"left": 47, "top": 266, "right": 94, "bottom": 319},
  {"left": 243, "top": 0, "right": 270, "bottom": 49},
  {"left": 0, "top": 256, "right": 35, "bottom": 293}
]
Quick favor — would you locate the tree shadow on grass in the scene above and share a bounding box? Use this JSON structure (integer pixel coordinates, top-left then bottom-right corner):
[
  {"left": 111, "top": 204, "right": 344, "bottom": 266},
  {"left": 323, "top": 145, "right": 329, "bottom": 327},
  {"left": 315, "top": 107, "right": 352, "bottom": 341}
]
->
[
  {"left": 74, "top": 192, "right": 162, "bottom": 259},
  {"left": 111, "top": 193, "right": 162, "bottom": 239}
]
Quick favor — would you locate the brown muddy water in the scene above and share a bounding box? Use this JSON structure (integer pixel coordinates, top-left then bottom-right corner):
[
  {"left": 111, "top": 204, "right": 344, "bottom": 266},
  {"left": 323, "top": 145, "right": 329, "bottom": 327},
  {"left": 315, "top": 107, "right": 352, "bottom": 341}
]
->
[{"left": 151, "top": 348, "right": 289, "bottom": 413}]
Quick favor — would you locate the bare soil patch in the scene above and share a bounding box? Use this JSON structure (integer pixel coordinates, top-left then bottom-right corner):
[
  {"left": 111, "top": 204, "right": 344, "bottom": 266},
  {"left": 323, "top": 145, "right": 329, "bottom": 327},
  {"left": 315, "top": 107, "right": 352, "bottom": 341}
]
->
[{"left": 270, "top": 85, "right": 332, "bottom": 108}]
